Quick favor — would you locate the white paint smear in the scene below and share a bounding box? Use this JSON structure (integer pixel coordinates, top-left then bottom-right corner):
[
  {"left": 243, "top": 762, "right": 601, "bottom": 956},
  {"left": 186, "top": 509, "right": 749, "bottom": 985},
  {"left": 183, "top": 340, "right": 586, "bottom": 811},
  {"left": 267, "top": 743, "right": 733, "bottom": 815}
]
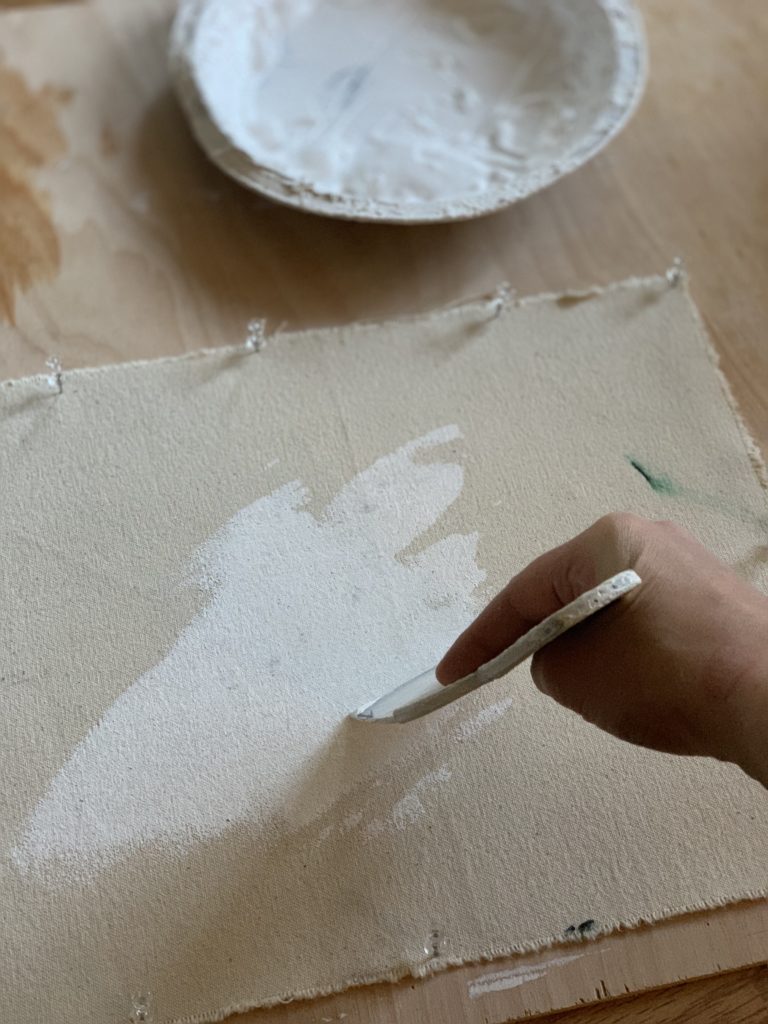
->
[
  {"left": 454, "top": 696, "right": 516, "bottom": 742},
  {"left": 468, "top": 951, "right": 586, "bottom": 998},
  {"left": 365, "top": 765, "right": 452, "bottom": 839},
  {"left": 14, "top": 427, "right": 487, "bottom": 873}
]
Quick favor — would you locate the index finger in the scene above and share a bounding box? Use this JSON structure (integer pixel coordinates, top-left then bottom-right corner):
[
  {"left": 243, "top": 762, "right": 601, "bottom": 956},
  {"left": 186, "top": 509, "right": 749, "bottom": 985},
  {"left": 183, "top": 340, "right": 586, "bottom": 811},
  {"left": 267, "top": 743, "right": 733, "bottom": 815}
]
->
[{"left": 435, "top": 535, "right": 597, "bottom": 684}]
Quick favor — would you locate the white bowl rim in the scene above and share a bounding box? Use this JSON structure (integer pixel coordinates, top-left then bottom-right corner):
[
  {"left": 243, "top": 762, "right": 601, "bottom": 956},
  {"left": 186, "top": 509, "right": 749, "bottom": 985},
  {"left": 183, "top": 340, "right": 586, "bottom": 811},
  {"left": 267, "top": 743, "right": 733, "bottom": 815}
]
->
[{"left": 170, "top": 0, "right": 648, "bottom": 224}]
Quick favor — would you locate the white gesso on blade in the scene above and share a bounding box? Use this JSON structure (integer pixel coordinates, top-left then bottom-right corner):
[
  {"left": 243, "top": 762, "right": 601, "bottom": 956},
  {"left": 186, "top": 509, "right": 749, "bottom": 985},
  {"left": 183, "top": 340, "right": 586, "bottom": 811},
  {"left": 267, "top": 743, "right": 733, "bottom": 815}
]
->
[
  {"left": 170, "top": 0, "right": 646, "bottom": 222},
  {"left": 13, "top": 427, "right": 488, "bottom": 875}
]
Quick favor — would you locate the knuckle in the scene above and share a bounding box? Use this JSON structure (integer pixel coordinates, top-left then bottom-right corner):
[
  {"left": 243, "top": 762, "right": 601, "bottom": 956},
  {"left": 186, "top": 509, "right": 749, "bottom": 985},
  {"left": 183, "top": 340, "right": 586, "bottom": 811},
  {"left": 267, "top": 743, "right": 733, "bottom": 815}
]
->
[
  {"left": 589, "top": 511, "right": 648, "bottom": 557},
  {"left": 654, "top": 518, "right": 687, "bottom": 538},
  {"left": 596, "top": 511, "right": 644, "bottom": 537}
]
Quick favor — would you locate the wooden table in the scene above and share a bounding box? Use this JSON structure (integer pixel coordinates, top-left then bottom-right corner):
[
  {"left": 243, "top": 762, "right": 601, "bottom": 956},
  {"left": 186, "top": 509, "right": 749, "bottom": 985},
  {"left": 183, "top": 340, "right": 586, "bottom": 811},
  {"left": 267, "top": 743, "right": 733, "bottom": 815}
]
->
[{"left": 1, "top": 1, "right": 767, "bottom": 1021}]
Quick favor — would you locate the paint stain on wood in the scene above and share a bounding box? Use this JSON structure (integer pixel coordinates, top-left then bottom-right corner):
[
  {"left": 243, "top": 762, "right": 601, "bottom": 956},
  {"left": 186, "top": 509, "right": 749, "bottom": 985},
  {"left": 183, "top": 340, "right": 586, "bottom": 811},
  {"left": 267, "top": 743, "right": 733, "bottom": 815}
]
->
[
  {"left": 0, "top": 1, "right": 76, "bottom": 7},
  {"left": 100, "top": 123, "right": 119, "bottom": 158},
  {"left": 556, "top": 291, "right": 599, "bottom": 308},
  {"left": 0, "top": 61, "right": 70, "bottom": 323}
]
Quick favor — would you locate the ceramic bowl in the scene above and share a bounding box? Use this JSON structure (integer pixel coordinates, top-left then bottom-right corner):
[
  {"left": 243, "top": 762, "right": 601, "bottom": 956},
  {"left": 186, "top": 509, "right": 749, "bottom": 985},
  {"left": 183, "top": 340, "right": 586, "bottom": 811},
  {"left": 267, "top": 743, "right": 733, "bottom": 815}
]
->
[{"left": 170, "top": 0, "right": 646, "bottom": 223}]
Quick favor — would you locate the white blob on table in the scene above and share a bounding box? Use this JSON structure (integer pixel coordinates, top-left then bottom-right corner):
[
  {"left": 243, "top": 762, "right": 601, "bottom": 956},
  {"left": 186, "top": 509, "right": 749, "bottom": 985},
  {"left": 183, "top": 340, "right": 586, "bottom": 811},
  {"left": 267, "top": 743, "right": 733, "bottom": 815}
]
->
[
  {"left": 170, "top": 0, "right": 646, "bottom": 221},
  {"left": 14, "top": 427, "right": 487, "bottom": 874}
]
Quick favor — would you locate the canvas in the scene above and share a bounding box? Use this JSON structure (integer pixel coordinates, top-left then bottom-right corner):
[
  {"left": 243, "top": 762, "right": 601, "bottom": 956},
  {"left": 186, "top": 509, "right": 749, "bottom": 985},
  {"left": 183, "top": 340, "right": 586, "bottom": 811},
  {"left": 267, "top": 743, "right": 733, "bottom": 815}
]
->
[{"left": 1, "top": 276, "right": 767, "bottom": 1024}]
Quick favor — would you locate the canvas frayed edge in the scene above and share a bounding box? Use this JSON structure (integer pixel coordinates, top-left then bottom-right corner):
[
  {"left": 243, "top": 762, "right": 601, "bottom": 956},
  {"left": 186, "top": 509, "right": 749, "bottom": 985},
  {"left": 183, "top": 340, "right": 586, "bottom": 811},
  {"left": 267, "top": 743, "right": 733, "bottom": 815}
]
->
[
  {"left": 168, "top": 885, "right": 768, "bottom": 1024},
  {"left": 679, "top": 278, "right": 768, "bottom": 492},
  {"left": 0, "top": 271, "right": 676, "bottom": 392}
]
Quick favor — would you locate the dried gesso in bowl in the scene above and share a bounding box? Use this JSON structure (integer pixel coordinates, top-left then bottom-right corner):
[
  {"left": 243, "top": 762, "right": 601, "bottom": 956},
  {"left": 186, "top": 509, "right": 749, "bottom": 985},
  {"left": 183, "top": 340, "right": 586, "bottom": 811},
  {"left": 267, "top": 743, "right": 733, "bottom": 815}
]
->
[{"left": 170, "top": 0, "right": 647, "bottom": 221}]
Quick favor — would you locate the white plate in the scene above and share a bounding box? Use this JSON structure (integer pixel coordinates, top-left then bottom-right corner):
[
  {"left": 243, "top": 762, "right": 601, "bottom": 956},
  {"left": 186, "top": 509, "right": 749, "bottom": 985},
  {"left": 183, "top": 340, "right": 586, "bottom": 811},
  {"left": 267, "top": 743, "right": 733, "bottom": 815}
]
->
[{"left": 170, "top": 0, "right": 647, "bottom": 223}]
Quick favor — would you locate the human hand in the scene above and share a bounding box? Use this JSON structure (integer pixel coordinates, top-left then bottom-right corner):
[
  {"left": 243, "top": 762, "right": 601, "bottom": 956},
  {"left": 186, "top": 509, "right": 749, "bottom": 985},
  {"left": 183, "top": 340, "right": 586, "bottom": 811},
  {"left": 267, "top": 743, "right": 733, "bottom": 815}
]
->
[{"left": 437, "top": 514, "right": 768, "bottom": 787}]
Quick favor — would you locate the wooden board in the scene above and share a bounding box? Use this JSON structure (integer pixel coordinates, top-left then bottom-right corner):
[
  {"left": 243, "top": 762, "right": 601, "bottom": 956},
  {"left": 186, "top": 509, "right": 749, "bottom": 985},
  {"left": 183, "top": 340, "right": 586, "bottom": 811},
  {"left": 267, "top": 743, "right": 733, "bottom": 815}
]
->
[
  {"left": 231, "top": 901, "right": 768, "bottom": 1024},
  {"left": 1, "top": 1, "right": 767, "bottom": 1022}
]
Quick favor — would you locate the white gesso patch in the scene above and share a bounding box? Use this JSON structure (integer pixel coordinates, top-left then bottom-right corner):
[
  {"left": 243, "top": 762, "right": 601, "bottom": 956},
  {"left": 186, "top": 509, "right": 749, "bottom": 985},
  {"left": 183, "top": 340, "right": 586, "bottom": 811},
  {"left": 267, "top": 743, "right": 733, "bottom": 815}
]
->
[
  {"left": 365, "top": 766, "right": 453, "bottom": 839},
  {"left": 453, "top": 696, "right": 516, "bottom": 742},
  {"left": 467, "top": 951, "right": 588, "bottom": 998},
  {"left": 14, "top": 427, "right": 487, "bottom": 874}
]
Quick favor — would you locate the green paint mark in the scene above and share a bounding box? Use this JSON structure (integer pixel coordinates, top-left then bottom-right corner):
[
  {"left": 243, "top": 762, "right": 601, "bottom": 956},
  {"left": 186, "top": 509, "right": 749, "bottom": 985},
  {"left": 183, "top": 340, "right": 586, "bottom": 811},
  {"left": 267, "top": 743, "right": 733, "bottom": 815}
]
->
[
  {"left": 627, "top": 458, "right": 684, "bottom": 497},
  {"left": 626, "top": 457, "right": 764, "bottom": 529}
]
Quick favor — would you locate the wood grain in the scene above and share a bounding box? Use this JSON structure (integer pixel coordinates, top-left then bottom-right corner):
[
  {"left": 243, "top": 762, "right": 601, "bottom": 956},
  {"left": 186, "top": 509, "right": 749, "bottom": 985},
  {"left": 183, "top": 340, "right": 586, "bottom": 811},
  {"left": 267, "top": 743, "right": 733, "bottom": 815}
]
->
[
  {"left": 0, "top": 60, "right": 68, "bottom": 320},
  {"left": 545, "top": 966, "right": 768, "bottom": 1024},
  {"left": 229, "top": 899, "right": 768, "bottom": 1024},
  {"left": 1, "top": 0, "right": 768, "bottom": 449},
  {"left": 1, "top": 2, "right": 767, "bottom": 1023}
]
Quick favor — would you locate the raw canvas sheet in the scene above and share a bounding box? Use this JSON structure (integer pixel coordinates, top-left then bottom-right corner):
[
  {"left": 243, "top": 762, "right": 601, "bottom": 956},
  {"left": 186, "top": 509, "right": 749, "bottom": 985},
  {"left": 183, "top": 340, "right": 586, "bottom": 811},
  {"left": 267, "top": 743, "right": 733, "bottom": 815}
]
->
[{"left": 1, "top": 277, "right": 767, "bottom": 1024}]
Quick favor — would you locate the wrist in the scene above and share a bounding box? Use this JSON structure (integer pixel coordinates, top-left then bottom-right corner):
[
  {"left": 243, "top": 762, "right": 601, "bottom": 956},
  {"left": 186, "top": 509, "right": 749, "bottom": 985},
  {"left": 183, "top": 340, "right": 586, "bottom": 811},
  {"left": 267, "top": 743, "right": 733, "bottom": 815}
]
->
[
  {"left": 734, "top": 657, "right": 768, "bottom": 788},
  {"left": 724, "top": 626, "right": 768, "bottom": 786},
  {"left": 700, "top": 596, "right": 768, "bottom": 788}
]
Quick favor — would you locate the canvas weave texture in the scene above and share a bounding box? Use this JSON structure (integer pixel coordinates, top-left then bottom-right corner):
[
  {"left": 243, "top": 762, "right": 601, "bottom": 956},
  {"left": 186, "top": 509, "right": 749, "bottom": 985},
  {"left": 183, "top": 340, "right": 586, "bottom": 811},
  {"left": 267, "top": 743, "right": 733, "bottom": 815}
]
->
[{"left": 1, "top": 277, "right": 767, "bottom": 1024}]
